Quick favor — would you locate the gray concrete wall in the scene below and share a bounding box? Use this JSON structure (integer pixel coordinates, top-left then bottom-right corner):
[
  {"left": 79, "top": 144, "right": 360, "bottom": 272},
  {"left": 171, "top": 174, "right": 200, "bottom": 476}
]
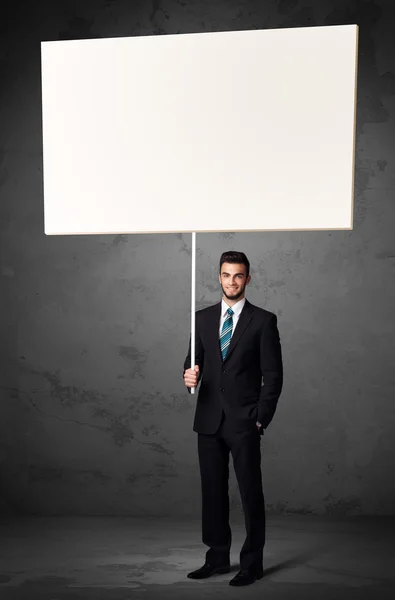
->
[{"left": 1, "top": 0, "right": 394, "bottom": 516}]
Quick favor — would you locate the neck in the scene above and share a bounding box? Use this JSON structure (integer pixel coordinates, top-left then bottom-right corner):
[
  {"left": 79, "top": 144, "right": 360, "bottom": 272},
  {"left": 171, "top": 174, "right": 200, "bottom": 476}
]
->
[{"left": 223, "top": 294, "right": 245, "bottom": 308}]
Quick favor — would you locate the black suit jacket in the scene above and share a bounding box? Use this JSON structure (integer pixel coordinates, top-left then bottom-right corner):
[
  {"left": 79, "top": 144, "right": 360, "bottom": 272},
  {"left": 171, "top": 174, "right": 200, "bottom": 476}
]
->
[{"left": 183, "top": 298, "right": 283, "bottom": 435}]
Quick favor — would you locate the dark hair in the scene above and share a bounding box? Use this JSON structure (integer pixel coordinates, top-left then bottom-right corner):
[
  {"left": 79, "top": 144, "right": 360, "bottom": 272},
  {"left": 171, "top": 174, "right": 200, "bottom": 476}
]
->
[{"left": 219, "top": 251, "right": 250, "bottom": 278}]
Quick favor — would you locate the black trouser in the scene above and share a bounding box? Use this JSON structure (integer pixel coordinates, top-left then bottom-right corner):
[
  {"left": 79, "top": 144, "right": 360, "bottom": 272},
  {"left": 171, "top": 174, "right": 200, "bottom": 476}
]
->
[{"left": 197, "top": 411, "right": 265, "bottom": 570}]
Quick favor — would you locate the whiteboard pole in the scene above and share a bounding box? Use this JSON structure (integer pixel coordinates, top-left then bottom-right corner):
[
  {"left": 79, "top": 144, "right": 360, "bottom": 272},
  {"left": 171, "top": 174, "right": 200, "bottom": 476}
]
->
[{"left": 191, "top": 231, "right": 196, "bottom": 394}]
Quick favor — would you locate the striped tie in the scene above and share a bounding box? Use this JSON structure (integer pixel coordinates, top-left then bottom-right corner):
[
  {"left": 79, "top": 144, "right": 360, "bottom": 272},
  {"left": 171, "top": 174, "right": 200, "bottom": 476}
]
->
[{"left": 220, "top": 307, "right": 234, "bottom": 360}]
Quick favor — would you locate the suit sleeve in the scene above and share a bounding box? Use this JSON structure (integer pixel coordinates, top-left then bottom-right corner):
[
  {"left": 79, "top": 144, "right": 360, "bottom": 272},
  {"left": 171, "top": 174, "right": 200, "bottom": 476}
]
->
[
  {"left": 183, "top": 312, "right": 205, "bottom": 394},
  {"left": 257, "top": 314, "right": 283, "bottom": 428}
]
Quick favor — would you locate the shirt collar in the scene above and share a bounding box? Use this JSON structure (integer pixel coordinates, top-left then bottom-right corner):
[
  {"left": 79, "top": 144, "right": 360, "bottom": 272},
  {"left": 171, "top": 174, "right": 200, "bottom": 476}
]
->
[{"left": 221, "top": 296, "right": 246, "bottom": 319}]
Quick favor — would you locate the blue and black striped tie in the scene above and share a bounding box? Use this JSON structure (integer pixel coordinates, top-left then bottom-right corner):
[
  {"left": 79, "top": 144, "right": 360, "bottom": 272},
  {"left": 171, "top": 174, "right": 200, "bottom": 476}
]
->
[{"left": 220, "top": 307, "right": 234, "bottom": 360}]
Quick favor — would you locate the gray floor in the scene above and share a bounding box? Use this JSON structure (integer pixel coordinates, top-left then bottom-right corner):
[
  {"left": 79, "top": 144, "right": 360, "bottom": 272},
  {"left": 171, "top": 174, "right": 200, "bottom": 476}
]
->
[{"left": 0, "top": 514, "right": 394, "bottom": 599}]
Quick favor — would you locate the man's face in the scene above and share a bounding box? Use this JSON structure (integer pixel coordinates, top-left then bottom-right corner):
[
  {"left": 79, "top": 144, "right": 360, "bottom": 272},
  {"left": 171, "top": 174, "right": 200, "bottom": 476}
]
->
[{"left": 219, "top": 262, "right": 251, "bottom": 301}]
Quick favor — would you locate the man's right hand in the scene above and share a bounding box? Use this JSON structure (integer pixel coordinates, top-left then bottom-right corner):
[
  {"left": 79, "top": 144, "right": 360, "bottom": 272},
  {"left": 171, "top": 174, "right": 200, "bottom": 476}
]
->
[{"left": 184, "top": 365, "right": 200, "bottom": 388}]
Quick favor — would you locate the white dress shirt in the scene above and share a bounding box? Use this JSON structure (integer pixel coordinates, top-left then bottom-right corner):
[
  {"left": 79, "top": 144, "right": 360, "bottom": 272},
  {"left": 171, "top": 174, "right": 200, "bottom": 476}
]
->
[{"left": 219, "top": 296, "right": 246, "bottom": 337}]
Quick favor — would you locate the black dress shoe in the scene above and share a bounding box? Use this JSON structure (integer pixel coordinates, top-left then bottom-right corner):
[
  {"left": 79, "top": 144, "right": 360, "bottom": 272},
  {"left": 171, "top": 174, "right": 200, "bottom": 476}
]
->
[
  {"left": 229, "top": 566, "right": 264, "bottom": 586},
  {"left": 187, "top": 563, "right": 230, "bottom": 579}
]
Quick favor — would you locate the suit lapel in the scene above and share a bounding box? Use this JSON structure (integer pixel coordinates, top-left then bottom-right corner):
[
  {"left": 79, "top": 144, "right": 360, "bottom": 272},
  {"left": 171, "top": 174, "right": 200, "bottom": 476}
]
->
[
  {"left": 207, "top": 299, "right": 254, "bottom": 364},
  {"left": 223, "top": 299, "right": 254, "bottom": 362}
]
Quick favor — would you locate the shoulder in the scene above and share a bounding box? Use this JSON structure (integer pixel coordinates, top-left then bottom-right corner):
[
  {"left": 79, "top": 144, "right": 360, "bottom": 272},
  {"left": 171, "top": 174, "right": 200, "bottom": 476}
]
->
[
  {"left": 196, "top": 303, "right": 220, "bottom": 317},
  {"left": 247, "top": 300, "right": 277, "bottom": 321},
  {"left": 248, "top": 302, "right": 280, "bottom": 332}
]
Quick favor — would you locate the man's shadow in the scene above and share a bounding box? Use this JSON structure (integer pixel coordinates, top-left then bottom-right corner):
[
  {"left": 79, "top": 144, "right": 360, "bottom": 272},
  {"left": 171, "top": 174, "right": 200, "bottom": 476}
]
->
[{"left": 229, "top": 546, "right": 325, "bottom": 575}]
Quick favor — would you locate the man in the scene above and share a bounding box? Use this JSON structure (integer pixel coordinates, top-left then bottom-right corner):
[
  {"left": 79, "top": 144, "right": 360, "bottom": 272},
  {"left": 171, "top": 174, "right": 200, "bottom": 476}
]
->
[{"left": 183, "top": 250, "right": 283, "bottom": 587}]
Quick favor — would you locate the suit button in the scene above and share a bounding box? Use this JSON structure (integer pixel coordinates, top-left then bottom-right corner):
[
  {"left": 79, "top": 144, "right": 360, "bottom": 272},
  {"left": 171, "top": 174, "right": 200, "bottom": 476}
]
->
[
  {"left": 222, "top": 369, "right": 225, "bottom": 372},
  {"left": 220, "top": 388, "right": 224, "bottom": 392}
]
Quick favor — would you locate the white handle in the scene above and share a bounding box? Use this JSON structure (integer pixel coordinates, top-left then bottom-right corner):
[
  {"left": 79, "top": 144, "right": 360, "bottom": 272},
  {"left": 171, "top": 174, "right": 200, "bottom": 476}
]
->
[{"left": 191, "top": 232, "right": 196, "bottom": 394}]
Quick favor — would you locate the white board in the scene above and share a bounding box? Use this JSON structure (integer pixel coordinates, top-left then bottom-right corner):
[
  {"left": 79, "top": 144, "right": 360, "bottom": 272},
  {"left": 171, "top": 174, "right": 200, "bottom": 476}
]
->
[{"left": 41, "top": 25, "right": 358, "bottom": 235}]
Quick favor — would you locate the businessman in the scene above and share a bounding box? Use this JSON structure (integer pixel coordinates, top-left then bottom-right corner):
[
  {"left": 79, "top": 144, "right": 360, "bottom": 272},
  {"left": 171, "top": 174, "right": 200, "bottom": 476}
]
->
[{"left": 183, "top": 251, "right": 283, "bottom": 587}]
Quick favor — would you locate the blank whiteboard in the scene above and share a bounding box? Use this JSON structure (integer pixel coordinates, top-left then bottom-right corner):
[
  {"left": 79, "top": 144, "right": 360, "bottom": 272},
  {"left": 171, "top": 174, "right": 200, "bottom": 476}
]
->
[{"left": 41, "top": 24, "right": 358, "bottom": 235}]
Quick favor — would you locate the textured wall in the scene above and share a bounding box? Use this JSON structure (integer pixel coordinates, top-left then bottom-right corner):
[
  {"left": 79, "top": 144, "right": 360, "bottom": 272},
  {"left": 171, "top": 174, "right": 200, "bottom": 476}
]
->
[{"left": 1, "top": 0, "right": 394, "bottom": 516}]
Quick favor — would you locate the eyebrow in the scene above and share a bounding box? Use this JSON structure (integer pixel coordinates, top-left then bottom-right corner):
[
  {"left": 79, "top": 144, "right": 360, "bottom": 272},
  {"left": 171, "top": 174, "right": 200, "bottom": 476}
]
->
[{"left": 222, "top": 272, "right": 245, "bottom": 276}]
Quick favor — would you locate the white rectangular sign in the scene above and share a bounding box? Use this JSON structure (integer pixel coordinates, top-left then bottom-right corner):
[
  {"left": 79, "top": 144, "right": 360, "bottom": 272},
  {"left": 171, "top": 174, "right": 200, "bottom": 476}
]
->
[{"left": 41, "top": 25, "right": 358, "bottom": 235}]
